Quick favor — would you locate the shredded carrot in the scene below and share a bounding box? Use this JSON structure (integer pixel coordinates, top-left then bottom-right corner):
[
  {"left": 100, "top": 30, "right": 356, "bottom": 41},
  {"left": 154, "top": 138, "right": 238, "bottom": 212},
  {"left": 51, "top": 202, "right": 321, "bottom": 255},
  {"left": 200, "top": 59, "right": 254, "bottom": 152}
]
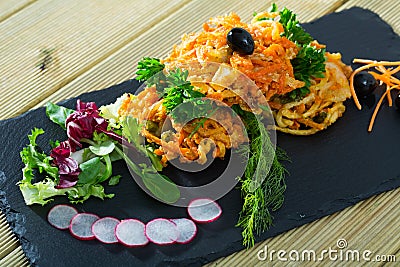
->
[
  {"left": 350, "top": 59, "right": 400, "bottom": 132},
  {"left": 368, "top": 90, "right": 388, "bottom": 132}
]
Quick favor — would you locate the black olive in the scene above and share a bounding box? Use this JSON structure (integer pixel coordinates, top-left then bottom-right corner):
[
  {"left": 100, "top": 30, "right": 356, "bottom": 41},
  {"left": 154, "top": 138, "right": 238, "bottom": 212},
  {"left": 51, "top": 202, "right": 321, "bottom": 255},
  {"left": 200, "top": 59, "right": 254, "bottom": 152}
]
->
[
  {"left": 227, "top": 28, "right": 255, "bottom": 55},
  {"left": 353, "top": 71, "right": 378, "bottom": 97},
  {"left": 313, "top": 112, "right": 327, "bottom": 123},
  {"left": 395, "top": 92, "right": 400, "bottom": 110}
]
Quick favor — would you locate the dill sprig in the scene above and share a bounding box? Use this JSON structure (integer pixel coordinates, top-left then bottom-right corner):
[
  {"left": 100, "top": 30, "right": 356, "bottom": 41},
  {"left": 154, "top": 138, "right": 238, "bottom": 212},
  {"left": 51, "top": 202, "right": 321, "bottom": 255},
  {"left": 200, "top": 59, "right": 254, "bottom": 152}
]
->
[{"left": 233, "top": 105, "right": 288, "bottom": 248}]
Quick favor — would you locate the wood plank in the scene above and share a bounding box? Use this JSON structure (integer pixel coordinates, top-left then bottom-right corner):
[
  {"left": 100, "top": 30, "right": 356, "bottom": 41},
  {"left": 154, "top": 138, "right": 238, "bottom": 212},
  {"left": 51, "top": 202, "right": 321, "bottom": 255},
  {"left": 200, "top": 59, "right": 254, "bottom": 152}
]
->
[
  {"left": 0, "top": 213, "right": 19, "bottom": 260},
  {"left": 0, "top": 246, "right": 30, "bottom": 267},
  {"left": 0, "top": 0, "right": 190, "bottom": 120},
  {"left": 0, "top": 0, "right": 36, "bottom": 23},
  {"left": 34, "top": 0, "right": 344, "bottom": 108}
]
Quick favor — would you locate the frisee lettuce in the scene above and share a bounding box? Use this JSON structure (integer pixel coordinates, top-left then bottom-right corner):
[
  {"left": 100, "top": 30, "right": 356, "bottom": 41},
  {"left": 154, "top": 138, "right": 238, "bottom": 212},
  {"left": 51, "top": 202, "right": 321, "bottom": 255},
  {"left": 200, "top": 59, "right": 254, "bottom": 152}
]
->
[{"left": 18, "top": 128, "right": 115, "bottom": 205}]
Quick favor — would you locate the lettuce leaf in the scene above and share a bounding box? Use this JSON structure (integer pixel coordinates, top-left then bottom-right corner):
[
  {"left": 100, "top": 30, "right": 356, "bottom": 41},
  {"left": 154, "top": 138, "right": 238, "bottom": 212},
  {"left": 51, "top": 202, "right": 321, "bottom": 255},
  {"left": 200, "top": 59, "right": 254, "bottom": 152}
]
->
[
  {"left": 18, "top": 128, "right": 114, "bottom": 205},
  {"left": 46, "top": 102, "right": 74, "bottom": 129}
]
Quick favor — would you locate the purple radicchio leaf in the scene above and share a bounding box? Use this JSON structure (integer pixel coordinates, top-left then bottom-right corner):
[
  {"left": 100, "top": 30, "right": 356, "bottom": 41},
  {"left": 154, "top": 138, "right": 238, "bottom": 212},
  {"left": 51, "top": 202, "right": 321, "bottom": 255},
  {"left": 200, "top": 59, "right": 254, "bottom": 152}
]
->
[
  {"left": 65, "top": 100, "right": 108, "bottom": 151},
  {"left": 50, "top": 141, "right": 80, "bottom": 188}
]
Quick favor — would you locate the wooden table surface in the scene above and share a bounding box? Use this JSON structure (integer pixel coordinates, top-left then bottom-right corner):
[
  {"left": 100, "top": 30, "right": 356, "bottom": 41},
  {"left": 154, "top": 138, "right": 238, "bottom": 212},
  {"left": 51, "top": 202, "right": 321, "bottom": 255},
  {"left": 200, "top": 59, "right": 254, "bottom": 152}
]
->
[{"left": 0, "top": 0, "right": 399, "bottom": 266}]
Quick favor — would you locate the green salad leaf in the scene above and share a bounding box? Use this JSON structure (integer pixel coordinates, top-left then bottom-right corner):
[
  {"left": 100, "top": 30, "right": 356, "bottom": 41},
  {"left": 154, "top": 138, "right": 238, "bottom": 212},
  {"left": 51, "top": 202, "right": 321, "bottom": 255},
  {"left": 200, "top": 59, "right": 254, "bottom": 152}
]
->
[
  {"left": 45, "top": 102, "right": 74, "bottom": 129},
  {"left": 18, "top": 128, "right": 115, "bottom": 205}
]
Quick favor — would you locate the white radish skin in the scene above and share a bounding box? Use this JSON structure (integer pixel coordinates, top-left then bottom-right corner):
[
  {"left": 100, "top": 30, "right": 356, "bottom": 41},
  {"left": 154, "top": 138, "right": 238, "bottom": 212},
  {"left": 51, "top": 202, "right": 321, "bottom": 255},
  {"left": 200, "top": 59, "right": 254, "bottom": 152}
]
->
[
  {"left": 145, "top": 218, "right": 179, "bottom": 245},
  {"left": 69, "top": 213, "right": 99, "bottom": 240},
  {"left": 170, "top": 218, "right": 197, "bottom": 244},
  {"left": 187, "top": 198, "right": 222, "bottom": 223},
  {"left": 115, "top": 219, "right": 149, "bottom": 247},
  {"left": 47, "top": 204, "right": 78, "bottom": 230},
  {"left": 91, "top": 217, "right": 120, "bottom": 244}
]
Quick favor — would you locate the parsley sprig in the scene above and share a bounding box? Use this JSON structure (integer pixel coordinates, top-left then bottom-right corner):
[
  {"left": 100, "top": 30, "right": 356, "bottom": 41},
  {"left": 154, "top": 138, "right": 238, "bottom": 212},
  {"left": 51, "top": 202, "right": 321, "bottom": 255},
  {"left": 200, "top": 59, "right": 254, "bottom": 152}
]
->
[
  {"left": 292, "top": 44, "right": 326, "bottom": 89},
  {"left": 163, "top": 68, "right": 205, "bottom": 115},
  {"left": 278, "top": 8, "right": 313, "bottom": 45},
  {"left": 136, "top": 57, "right": 166, "bottom": 93},
  {"left": 270, "top": 4, "right": 327, "bottom": 102},
  {"left": 135, "top": 58, "right": 208, "bottom": 123},
  {"left": 135, "top": 57, "right": 165, "bottom": 82}
]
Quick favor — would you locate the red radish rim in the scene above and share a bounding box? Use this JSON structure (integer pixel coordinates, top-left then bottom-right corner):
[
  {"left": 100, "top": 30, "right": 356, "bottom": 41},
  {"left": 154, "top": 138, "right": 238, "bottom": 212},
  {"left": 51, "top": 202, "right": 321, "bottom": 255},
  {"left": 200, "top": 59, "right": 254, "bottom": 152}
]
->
[
  {"left": 187, "top": 198, "right": 222, "bottom": 223},
  {"left": 169, "top": 218, "right": 197, "bottom": 244},
  {"left": 145, "top": 218, "right": 179, "bottom": 245},
  {"left": 69, "top": 213, "right": 100, "bottom": 241},
  {"left": 47, "top": 204, "right": 78, "bottom": 230},
  {"left": 115, "top": 219, "right": 149, "bottom": 247},
  {"left": 91, "top": 217, "right": 120, "bottom": 244}
]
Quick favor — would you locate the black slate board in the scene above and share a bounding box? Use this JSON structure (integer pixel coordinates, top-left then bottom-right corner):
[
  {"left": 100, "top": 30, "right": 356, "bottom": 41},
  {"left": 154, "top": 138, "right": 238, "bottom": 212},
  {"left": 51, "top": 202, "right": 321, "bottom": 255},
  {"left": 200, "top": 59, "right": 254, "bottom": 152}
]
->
[{"left": 1, "top": 7, "right": 400, "bottom": 267}]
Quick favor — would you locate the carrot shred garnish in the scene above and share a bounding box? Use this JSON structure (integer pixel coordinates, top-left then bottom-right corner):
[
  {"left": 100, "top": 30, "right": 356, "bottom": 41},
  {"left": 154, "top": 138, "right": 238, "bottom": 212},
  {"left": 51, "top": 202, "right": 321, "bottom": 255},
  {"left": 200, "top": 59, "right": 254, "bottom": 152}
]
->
[
  {"left": 350, "top": 59, "right": 400, "bottom": 132},
  {"left": 368, "top": 90, "right": 388, "bottom": 132}
]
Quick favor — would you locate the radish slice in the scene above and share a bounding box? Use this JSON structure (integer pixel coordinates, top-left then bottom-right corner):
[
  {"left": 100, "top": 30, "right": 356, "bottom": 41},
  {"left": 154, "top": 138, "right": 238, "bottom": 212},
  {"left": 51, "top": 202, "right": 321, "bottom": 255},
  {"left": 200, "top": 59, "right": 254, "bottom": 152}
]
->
[
  {"left": 170, "top": 218, "right": 197, "bottom": 244},
  {"left": 69, "top": 213, "right": 99, "bottom": 240},
  {"left": 187, "top": 198, "right": 222, "bottom": 223},
  {"left": 91, "top": 217, "right": 120, "bottom": 244},
  {"left": 145, "top": 218, "right": 178, "bottom": 245},
  {"left": 115, "top": 219, "right": 149, "bottom": 247},
  {"left": 47, "top": 204, "right": 78, "bottom": 230}
]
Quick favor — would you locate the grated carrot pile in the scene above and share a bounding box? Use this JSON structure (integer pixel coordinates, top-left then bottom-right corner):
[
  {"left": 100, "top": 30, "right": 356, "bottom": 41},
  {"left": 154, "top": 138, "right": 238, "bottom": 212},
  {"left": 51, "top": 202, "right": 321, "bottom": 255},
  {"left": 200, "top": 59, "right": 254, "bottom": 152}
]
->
[
  {"left": 350, "top": 59, "right": 400, "bottom": 132},
  {"left": 162, "top": 13, "right": 304, "bottom": 101}
]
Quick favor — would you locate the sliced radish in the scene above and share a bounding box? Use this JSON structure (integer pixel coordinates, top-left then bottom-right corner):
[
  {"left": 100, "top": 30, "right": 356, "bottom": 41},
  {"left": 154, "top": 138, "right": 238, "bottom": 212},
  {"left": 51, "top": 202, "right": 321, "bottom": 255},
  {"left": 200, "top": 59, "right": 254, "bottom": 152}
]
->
[
  {"left": 145, "top": 218, "right": 178, "bottom": 245},
  {"left": 170, "top": 218, "right": 197, "bottom": 244},
  {"left": 187, "top": 198, "right": 222, "bottom": 223},
  {"left": 47, "top": 204, "right": 78, "bottom": 230},
  {"left": 115, "top": 219, "right": 149, "bottom": 247},
  {"left": 69, "top": 213, "right": 99, "bottom": 240},
  {"left": 91, "top": 217, "right": 120, "bottom": 244}
]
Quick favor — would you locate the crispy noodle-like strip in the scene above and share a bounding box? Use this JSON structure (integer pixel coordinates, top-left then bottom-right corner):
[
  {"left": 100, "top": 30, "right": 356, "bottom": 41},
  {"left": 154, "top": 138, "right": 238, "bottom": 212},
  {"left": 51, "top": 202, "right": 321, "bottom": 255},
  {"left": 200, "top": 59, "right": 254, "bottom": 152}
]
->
[{"left": 271, "top": 53, "right": 351, "bottom": 135}]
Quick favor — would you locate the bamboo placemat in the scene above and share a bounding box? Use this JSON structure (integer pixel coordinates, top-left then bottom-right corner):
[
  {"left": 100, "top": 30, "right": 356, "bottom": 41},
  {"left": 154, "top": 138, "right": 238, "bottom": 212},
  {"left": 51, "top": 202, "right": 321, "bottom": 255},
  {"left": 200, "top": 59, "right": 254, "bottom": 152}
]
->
[{"left": 0, "top": 0, "right": 399, "bottom": 266}]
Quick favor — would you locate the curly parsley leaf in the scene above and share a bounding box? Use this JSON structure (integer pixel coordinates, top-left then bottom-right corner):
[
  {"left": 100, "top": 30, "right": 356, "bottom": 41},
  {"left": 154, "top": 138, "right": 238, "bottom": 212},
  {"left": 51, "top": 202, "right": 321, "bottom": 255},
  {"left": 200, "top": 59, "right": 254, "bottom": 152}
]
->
[
  {"left": 162, "top": 68, "right": 205, "bottom": 116},
  {"left": 274, "top": 4, "right": 326, "bottom": 101},
  {"left": 292, "top": 44, "right": 326, "bottom": 86},
  {"left": 135, "top": 57, "right": 167, "bottom": 94},
  {"left": 284, "top": 45, "right": 326, "bottom": 102},
  {"left": 278, "top": 7, "right": 313, "bottom": 45},
  {"left": 135, "top": 57, "right": 165, "bottom": 82}
]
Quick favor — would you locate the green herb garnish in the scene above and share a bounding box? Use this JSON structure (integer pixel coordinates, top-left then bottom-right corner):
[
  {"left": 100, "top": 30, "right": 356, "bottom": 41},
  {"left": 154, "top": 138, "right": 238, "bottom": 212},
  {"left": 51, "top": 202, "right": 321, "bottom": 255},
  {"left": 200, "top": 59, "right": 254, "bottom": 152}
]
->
[
  {"left": 135, "top": 57, "right": 165, "bottom": 82},
  {"left": 233, "top": 105, "right": 288, "bottom": 248},
  {"left": 273, "top": 4, "right": 326, "bottom": 102},
  {"left": 135, "top": 57, "right": 166, "bottom": 93},
  {"left": 285, "top": 44, "right": 326, "bottom": 101},
  {"left": 162, "top": 68, "right": 205, "bottom": 114},
  {"left": 278, "top": 7, "right": 313, "bottom": 45},
  {"left": 292, "top": 44, "right": 326, "bottom": 86}
]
